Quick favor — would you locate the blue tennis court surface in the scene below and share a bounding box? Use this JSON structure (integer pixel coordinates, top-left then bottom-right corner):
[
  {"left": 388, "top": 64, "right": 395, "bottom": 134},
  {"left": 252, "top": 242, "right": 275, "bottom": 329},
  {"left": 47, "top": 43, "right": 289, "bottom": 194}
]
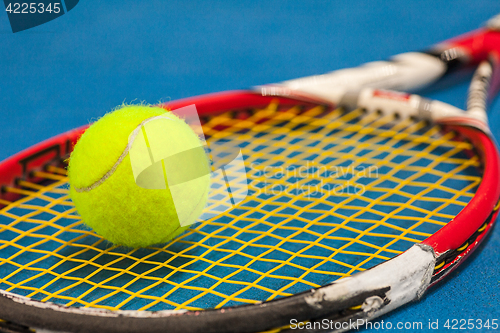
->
[{"left": 1, "top": 1, "right": 499, "bottom": 332}]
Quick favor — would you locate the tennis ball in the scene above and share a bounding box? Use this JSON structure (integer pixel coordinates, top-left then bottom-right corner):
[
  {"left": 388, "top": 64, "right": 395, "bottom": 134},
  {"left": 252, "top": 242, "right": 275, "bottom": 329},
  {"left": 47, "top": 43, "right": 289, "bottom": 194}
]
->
[{"left": 68, "top": 105, "right": 211, "bottom": 248}]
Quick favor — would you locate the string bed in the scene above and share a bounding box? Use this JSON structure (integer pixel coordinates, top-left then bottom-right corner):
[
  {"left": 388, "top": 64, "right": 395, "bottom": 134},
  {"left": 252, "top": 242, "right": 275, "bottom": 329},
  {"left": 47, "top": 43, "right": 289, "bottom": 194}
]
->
[{"left": 0, "top": 102, "right": 482, "bottom": 312}]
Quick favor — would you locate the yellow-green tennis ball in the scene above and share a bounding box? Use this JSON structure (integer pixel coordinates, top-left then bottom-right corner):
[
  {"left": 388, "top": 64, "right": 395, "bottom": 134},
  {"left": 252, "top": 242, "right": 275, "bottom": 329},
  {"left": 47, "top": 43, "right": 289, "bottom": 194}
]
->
[{"left": 68, "top": 105, "right": 211, "bottom": 248}]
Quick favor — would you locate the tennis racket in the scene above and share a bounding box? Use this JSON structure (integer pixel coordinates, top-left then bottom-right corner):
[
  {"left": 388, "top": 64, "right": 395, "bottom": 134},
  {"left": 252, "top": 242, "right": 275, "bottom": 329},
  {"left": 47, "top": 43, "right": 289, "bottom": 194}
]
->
[{"left": 1, "top": 13, "right": 500, "bottom": 333}]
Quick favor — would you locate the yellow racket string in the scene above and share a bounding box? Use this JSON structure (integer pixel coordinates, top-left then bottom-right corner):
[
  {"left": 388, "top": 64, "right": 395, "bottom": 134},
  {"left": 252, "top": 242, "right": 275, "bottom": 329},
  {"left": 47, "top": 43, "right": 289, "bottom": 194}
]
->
[{"left": 0, "top": 103, "right": 481, "bottom": 312}]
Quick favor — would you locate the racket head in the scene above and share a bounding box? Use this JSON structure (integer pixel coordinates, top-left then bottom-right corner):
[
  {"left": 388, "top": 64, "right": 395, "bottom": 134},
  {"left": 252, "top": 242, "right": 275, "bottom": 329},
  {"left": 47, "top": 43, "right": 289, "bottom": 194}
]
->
[{"left": 0, "top": 88, "right": 498, "bottom": 333}]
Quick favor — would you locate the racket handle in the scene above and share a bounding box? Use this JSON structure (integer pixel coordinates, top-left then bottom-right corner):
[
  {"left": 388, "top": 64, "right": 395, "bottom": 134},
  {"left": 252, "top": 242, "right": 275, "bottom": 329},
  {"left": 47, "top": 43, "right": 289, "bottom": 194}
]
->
[{"left": 274, "top": 15, "right": 500, "bottom": 105}]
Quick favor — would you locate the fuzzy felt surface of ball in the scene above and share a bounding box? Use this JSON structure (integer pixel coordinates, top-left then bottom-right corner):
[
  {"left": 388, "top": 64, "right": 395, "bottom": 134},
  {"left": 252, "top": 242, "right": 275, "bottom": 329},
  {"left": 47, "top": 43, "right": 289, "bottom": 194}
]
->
[{"left": 68, "top": 105, "right": 211, "bottom": 248}]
